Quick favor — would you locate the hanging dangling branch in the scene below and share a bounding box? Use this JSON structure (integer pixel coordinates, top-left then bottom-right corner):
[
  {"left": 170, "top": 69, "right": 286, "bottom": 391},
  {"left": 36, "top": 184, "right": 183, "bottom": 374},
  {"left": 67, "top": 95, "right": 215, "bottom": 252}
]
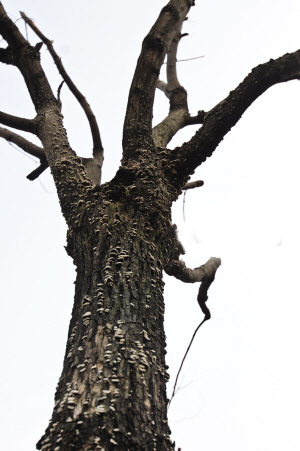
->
[{"left": 168, "top": 273, "right": 216, "bottom": 408}]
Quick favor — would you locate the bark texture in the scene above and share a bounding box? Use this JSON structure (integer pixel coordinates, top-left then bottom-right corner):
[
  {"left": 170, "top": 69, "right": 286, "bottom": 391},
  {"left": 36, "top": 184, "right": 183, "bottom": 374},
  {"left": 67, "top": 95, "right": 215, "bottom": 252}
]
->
[
  {"left": 1, "top": 0, "right": 300, "bottom": 450},
  {"left": 37, "top": 156, "right": 180, "bottom": 450}
]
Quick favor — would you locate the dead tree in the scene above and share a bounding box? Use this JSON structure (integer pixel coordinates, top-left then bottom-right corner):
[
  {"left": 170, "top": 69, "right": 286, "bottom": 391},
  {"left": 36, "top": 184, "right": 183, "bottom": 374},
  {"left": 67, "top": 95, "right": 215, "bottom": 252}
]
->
[{"left": 0, "top": 1, "right": 299, "bottom": 450}]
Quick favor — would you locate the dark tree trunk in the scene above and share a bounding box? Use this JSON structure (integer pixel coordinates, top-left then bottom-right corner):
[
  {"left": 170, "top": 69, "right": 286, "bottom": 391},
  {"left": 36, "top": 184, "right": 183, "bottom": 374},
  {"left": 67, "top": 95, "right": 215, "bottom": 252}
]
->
[{"left": 37, "top": 148, "right": 181, "bottom": 450}]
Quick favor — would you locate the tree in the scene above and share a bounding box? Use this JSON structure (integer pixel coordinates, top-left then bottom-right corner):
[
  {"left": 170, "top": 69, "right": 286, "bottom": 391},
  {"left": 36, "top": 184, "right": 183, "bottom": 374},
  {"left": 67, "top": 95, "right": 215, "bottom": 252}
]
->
[{"left": 0, "top": 0, "right": 300, "bottom": 451}]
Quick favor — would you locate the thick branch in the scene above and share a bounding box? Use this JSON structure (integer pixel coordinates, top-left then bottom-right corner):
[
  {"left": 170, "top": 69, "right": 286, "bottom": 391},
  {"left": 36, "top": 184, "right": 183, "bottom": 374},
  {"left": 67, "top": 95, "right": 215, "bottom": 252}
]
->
[
  {"left": 152, "top": 104, "right": 206, "bottom": 147},
  {"left": 172, "top": 50, "right": 300, "bottom": 183},
  {"left": 0, "top": 3, "right": 27, "bottom": 47},
  {"left": 152, "top": 107, "right": 188, "bottom": 147},
  {"left": 165, "top": 256, "right": 221, "bottom": 283},
  {"left": 20, "top": 11, "right": 103, "bottom": 168},
  {"left": 0, "top": 5, "right": 57, "bottom": 112},
  {"left": 123, "top": 0, "right": 194, "bottom": 150},
  {"left": 0, "top": 111, "right": 38, "bottom": 134},
  {"left": 0, "top": 46, "right": 15, "bottom": 64}
]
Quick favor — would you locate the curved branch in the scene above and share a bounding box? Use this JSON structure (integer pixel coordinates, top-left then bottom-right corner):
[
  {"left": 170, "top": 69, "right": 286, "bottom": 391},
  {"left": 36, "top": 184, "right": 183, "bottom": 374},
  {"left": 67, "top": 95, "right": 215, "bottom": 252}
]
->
[
  {"left": 173, "top": 50, "right": 300, "bottom": 183},
  {"left": 0, "top": 111, "right": 38, "bottom": 134},
  {"left": 20, "top": 11, "right": 104, "bottom": 165},
  {"left": 166, "top": 255, "right": 220, "bottom": 408},
  {"left": 165, "top": 256, "right": 221, "bottom": 283},
  {"left": 123, "top": 0, "right": 194, "bottom": 150}
]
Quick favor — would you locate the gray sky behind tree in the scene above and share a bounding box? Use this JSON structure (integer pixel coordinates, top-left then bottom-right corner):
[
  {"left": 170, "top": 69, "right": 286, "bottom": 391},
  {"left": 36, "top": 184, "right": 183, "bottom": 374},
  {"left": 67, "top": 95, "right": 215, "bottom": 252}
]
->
[{"left": 1, "top": 1, "right": 300, "bottom": 450}]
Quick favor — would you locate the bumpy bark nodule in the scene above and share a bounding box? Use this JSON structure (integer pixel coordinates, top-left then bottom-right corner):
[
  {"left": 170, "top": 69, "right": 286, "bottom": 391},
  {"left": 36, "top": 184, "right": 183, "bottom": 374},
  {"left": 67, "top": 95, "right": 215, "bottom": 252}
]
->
[{"left": 37, "top": 147, "right": 181, "bottom": 451}]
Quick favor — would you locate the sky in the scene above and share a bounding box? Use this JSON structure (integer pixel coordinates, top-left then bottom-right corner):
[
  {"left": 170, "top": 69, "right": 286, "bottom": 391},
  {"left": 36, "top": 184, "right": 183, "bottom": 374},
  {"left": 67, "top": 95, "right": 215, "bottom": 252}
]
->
[{"left": 0, "top": 1, "right": 300, "bottom": 450}]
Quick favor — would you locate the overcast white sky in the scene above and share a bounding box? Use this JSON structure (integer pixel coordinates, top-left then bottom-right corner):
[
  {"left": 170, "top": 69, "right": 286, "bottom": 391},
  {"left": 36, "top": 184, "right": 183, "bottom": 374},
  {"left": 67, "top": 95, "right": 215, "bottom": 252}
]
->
[{"left": 1, "top": 1, "right": 300, "bottom": 450}]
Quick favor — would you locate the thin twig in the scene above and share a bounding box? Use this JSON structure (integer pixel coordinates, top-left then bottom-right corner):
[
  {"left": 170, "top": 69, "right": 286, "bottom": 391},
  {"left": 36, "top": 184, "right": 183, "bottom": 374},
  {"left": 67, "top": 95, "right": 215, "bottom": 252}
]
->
[
  {"left": 57, "top": 80, "right": 64, "bottom": 106},
  {"left": 168, "top": 316, "right": 209, "bottom": 409},
  {"left": 168, "top": 275, "right": 215, "bottom": 409},
  {"left": 163, "top": 55, "right": 204, "bottom": 64}
]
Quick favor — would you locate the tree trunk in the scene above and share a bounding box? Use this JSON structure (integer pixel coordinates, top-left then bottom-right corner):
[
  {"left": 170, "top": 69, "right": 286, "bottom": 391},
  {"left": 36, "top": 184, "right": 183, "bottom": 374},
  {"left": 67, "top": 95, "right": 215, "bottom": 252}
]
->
[{"left": 37, "top": 152, "right": 180, "bottom": 451}]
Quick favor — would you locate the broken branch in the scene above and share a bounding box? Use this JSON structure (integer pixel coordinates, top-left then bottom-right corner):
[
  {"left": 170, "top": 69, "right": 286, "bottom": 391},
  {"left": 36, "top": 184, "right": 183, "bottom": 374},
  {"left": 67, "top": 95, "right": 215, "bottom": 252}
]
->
[
  {"left": 0, "top": 126, "right": 48, "bottom": 179},
  {"left": 182, "top": 180, "right": 204, "bottom": 190},
  {"left": 26, "top": 160, "right": 48, "bottom": 180}
]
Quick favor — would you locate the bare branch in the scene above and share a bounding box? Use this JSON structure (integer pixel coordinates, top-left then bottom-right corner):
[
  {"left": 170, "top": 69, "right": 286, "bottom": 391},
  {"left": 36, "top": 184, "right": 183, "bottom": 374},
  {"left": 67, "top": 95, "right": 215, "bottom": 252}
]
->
[
  {"left": 152, "top": 100, "right": 206, "bottom": 147},
  {"left": 0, "top": 3, "right": 98, "bottom": 224},
  {"left": 172, "top": 50, "right": 300, "bottom": 184},
  {"left": 0, "top": 2, "right": 27, "bottom": 47},
  {"left": 0, "top": 5, "right": 57, "bottom": 114},
  {"left": 0, "top": 111, "right": 38, "bottom": 134},
  {"left": 169, "top": 314, "right": 208, "bottom": 408},
  {"left": 167, "top": 258, "right": 220, "bottom": 408},
  {"left": 0, "top": 126, "right": 44, "bottom": 159},
  {"left": 182, "top": 180, "right": 204, "bottom": 190},
  {"left": 165, "top": 28, "right": 182, "bottom": 92},
  {"left": 165, "top": 256, "right": 221, "bottom": 283},
  {"left": 27, "top": 160, "right": 48, "bottom": 181},
  {"left": 20, "top": 11, "right": 104, "bottom": 168},
  {"left": 152, "top": 108, "right": 188, "bottom": 147},
  {"left": 152, "top": 27, "right": 196, "bottom": 147},
  {"left": 169, "top": 54, "right": 204, "bottom": 63},
  {"left": 123, "top": 0, "right": 194, "bottom": 150},
  {"left": 0, "top": 126, "right": 48, "bottom": 180}
]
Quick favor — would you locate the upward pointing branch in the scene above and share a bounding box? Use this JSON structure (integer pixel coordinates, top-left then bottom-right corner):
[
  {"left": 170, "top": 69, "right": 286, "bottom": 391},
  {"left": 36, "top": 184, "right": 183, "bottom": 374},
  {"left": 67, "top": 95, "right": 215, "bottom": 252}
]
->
[
  {"left": 171, "top": 49, "right": 300, "bottom": 185},
  {"left": 20, "top": 12, "right": 103, "bottom": 176},
  {"left": 153, "top": 21, "right": 205, "bottom": 147},
  {"left": 123, "top": 0, "right": 194, "bottom": 151}
]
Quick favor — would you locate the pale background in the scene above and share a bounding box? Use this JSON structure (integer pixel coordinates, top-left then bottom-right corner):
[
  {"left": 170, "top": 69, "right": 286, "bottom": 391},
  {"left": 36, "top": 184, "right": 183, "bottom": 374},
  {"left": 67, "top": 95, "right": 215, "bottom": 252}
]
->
[{"left": 1, "top": 1, "right": 300, "bottom": 450}]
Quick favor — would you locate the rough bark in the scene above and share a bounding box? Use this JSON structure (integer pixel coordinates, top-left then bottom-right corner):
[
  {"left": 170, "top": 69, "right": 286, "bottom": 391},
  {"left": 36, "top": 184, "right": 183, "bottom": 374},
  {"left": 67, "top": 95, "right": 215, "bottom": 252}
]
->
[
  {"left": 1, "top": 0, "right": 300, "bottom": 450},
  {"left": 20, "top": 11, "right": 103, "bottom": 184},
  {"left": 123, "top": 0, "right": 195, "bottom": 151},
  {"left": 36, "top": 161, "right": 179, "bottom": 450}
]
